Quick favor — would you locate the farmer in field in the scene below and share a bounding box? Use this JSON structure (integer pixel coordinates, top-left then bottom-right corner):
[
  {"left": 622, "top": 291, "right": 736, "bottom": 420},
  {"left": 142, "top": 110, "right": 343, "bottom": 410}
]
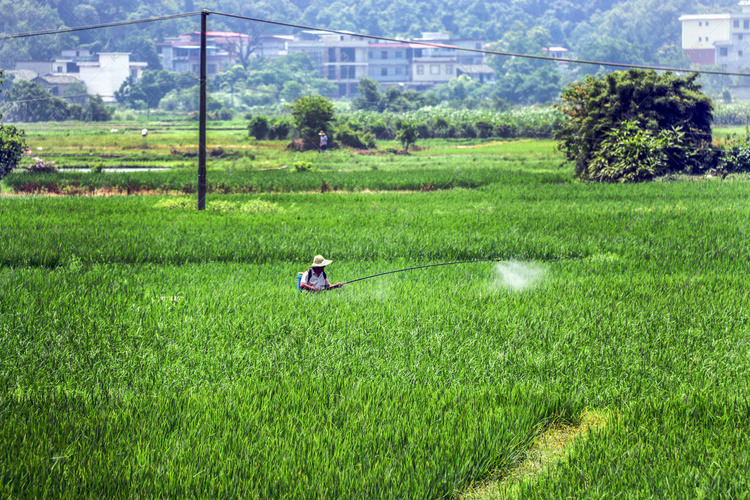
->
[
  {"left": 300, "top": 254, "right": 343, "bottom": 292},
  {"left": 318, "top": 130, "right": 328, "bottom": 153}
]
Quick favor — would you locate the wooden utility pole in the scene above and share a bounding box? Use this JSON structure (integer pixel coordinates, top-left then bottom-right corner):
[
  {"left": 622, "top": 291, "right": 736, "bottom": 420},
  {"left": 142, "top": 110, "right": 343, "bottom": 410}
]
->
[{"left": 198, "top": 10, "right": 208, "bottom": 210}]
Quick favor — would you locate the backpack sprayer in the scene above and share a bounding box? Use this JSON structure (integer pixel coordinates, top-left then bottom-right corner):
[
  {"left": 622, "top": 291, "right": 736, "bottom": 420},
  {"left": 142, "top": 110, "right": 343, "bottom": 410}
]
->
[{"left": 297, "top": 258, "right": 501, "bottom": 291}]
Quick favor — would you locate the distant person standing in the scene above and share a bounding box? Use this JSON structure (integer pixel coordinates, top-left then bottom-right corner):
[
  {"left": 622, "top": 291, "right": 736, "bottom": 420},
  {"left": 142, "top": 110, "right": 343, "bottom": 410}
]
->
[{"left": 318, "top": 130, "right": 328, "bottom": 153}]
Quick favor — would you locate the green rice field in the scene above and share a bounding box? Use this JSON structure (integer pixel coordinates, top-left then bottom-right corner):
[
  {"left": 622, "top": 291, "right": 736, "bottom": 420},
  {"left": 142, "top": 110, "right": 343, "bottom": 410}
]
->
[{"left": 1, "top": 121, "right": 749, "bottom": 498}]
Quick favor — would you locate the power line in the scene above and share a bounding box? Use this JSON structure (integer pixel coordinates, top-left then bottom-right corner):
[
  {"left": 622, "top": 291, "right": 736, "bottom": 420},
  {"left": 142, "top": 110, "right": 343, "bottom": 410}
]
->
[
  {"left": 209, "top": 10, "right": 750, "bottom": 78},
  {"left": 0, "top": 11, "right": 202, "bottom": 40}
]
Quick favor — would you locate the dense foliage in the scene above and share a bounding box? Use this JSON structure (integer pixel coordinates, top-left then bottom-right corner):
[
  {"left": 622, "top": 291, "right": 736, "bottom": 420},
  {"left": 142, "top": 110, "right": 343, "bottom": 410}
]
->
[
  {"left": 1, "top": 0, "right": 742, "bottom": 108},
  {"left": 396, "top": 121, "right": 419, "bottom": 152},
  {"left": 0, "top": 123, "right": 25, "bottom": 178},
  {"left": 116, "top": 70, "right": 197, "bottom": 109},
  {"left": 556, "top": 69, "right": 713, "bottom": 182},
  {"left": 0, "top": 0, "right": 737, "bottom": 71},
  {"left": 1, "top": 80, "right": 112, "bottom": 122},
  {"left": 287, "top": 95, "right": 335, "bottom": 149},
  {"left": 0, "top": 72, "right": 25, "bottom": 178},
  {"left": 485, "top": 23, "right": 563, "bottom": 104}
]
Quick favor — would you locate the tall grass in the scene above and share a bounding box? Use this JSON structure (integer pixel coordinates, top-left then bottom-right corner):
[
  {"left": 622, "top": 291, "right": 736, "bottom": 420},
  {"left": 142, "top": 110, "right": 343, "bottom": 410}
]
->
[{"left": 2, "top": 138, "right": 750, "bottom": 497}]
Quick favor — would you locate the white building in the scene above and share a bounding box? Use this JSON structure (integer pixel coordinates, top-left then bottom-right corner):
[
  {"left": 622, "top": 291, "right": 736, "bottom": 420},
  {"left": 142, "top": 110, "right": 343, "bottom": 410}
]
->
[
  {"left": 78, "top": 54, "right": 147, "bottom": 102},
  {"left": 679, "top": 1, "right": 750, "bottom": 70},
  {"left": 15, "top": 51, "right": 147, "bottom": 103}
]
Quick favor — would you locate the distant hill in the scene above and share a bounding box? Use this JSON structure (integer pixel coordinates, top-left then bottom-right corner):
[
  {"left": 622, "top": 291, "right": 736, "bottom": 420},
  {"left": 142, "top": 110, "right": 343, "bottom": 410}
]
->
[{"left": 0, "top": 0, "right": 741, "bottom": 71}]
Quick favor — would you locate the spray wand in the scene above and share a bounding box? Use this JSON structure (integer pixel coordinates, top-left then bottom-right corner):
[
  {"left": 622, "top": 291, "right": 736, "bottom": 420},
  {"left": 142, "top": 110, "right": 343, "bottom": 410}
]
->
[{"left": 336, "top": 258, "right": 501, "bottom": 286}]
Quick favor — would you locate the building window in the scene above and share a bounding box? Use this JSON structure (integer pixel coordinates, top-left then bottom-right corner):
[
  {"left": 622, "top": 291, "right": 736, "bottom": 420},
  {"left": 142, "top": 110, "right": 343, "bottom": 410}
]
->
[
  {"left": 381, "top": 50, "right": 387, "bottom": 60},
  {"left": 395, "top": 50, "right": 402, "bottom": 58},
  {"left": 368, "top": 51, "right": 373, "bottom": 58},
  {"left": 395, "top": 66, "right": 403, "bottom": 75},
  {"left": 417, "top": 64, "right": 424, "bottom": 75},
  {"left": 740, "top": 50, "right": 744, "bottom": 56},
  {"left": 699, "top": 21, "right": 702, "bottom": 26},
  {"left": 342, "top": 65, "right": 356, "bottom": 79},
  {"left": 698, "top": 37, "right": 702, "bottom": 42},
  {"left": 327, "top": 67, "right": 336, "bottom": 80},
  {"left": 340, "top": 48, "right": 355, "bottom": 62},
  {"left": 745, "top": 20, "right": 749, "bottom": 28},
  {"left": 735, "top": 20, "right": 740, "bottom": 28},
  {"left": 446, "top": 64, "right": 453, "bottom": 75},
  {"left": 741, "top": 34, "right": 745, "bottom": 40},
  {"left": 430, "top": 64, "right": 440, "bottom": 75},
  {"left": 720, "top": 47, "right": 728, "bottom": 56},
  {"left": 706, "top": 37, "right": 709, "bottom": 42},
  {"left": 415, "top": 49, "right": 423, "bottom": 57},
  {"left": 706, "top": 21, "right": 709, "bottom": 26},
  {"left": 381, "top": 67, "right": 388, "bottom": 76},
  {"left": 328, "top": 48, "right": 336, "bottom": 63}
]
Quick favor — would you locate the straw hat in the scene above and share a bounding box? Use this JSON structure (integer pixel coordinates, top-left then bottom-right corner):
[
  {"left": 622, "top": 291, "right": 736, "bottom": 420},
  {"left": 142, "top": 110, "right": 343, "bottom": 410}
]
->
[
  {"left": 311, "top": 254, "right": 332, "bottom": 267},
  {"left": 318, "top": 130, "right": 326, "bottom": 135}
]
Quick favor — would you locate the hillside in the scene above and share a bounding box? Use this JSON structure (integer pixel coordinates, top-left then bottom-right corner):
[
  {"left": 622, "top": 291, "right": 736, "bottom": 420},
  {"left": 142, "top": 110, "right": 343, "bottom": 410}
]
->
[{"left": 0, "top": 0, "right": 740, "bottom": 70}]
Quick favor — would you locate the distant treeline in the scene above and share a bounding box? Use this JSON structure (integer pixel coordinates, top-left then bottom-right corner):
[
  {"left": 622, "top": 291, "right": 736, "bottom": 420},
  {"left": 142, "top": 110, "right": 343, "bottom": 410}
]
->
[{"left": 1, "top": 0, "right": 740, "bottom": 77}]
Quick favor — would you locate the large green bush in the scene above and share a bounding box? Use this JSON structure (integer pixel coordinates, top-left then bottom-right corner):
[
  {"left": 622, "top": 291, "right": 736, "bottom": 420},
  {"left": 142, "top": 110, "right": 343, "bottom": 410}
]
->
[
  {"left": 396, "top": 121, "right": 419, "bottom": 152},
  {"left": 287, "top": 95, "right": 335, "bottom": 149},
  {"left": 248, "top": 115, "right": 270, "bottom": 139},
  {"left": 0, "top": 72, "right": 26, "bottom": 179},
  {"left": 0, "top": 124, "right": 26, "bottom": 179},
  {"left": 336, "top": 123, "right": 376, "bottom": 149},
  {"left": 586, "top": 121, "right": 691, "bottom": 182},
  {"left": 556, "top": 70, "right": 713, "bottom": 182}
]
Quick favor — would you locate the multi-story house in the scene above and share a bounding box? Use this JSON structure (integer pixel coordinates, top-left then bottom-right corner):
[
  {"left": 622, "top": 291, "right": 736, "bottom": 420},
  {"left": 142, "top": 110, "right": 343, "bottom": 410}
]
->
[
  {"left": 157, "top": 32, "right": 250, "bottom": 76},
  {"left": 367, "top": 42, "right": 412, "bottom": 85},
  {"left": 407, "top": 33, "right": 488, "bottom": 90},
  {"left": 287, "top": 31, "right": 368, "bottom": 98},
  {"left": 256, "top": 34, "right": 294, "bottom": 59},
  {"left": 680, "top": 1, "right": 750, "bottom": 70},
  {"left": 14, "top": 50, "right": 147, "bottom": 102},
  {"left": 262, "top": 30, "right": 490, "bottom": 96}
]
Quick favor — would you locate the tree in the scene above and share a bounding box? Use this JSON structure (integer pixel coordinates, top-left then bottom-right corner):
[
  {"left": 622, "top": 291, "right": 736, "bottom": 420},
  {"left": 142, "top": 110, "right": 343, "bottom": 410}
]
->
[
  {"left": 396, "top": 121, "right": 419, "bottom": 152},
  {"left": 556, "top": 69, "right": 713, "bottom": 182},
  {"left": 1, "top": 80, "right": 69, "bottom": 122},
  {"left": 485, "top": 23, "right": 563, "bottom": 104},
  {"left": 353, "top": 77, "right": 383, "bottom": 111},
  {"left": 115, "top": 33, "right": 163, "bottom": 71},
  {"left": 435, "top": 75, "right": 481, "bottom": 101},
  {"left": 80, "top": 95, "right": 112, "bottom": 122},
  {"left": 248, "top": 115, "right": 270, "bottom": 139},
  {"left": 0, "top": 0, "right": 65, "bottom": 68},
  {"left": 287, "top": 96, "right": 335, "bottom": 149},
  {"left": 0, "top": 123, "right": 25, "bottom": 178},
  {"left": 61, "top": 81, "right": 90, "bottom": 105},
  {"left": 0, "top": 72, "right": 26, "bottom": 179},
  {"left": 116, "top": 70, "right": 196, "bottom": 109},
  {"left": 573, "top": 37, "right": 648, "bottom": 77}
]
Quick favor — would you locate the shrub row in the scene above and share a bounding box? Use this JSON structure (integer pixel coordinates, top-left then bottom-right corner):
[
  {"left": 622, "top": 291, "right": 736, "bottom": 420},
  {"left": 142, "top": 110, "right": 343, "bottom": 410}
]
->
[{"left": 340, "top": 107, "right": 563, "bottom": 141}]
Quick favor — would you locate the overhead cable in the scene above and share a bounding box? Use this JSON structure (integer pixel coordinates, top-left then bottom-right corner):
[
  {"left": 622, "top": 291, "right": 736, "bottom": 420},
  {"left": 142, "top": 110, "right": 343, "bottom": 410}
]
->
[{"left": 209, "top": 10, "right": 750, "bottom": 77}]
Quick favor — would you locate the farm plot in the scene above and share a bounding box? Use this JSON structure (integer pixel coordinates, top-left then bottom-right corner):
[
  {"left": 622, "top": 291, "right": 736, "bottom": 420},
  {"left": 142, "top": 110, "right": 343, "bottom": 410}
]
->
[{"left": 1, "top": 143, "right": 750, "bottom": 498}]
